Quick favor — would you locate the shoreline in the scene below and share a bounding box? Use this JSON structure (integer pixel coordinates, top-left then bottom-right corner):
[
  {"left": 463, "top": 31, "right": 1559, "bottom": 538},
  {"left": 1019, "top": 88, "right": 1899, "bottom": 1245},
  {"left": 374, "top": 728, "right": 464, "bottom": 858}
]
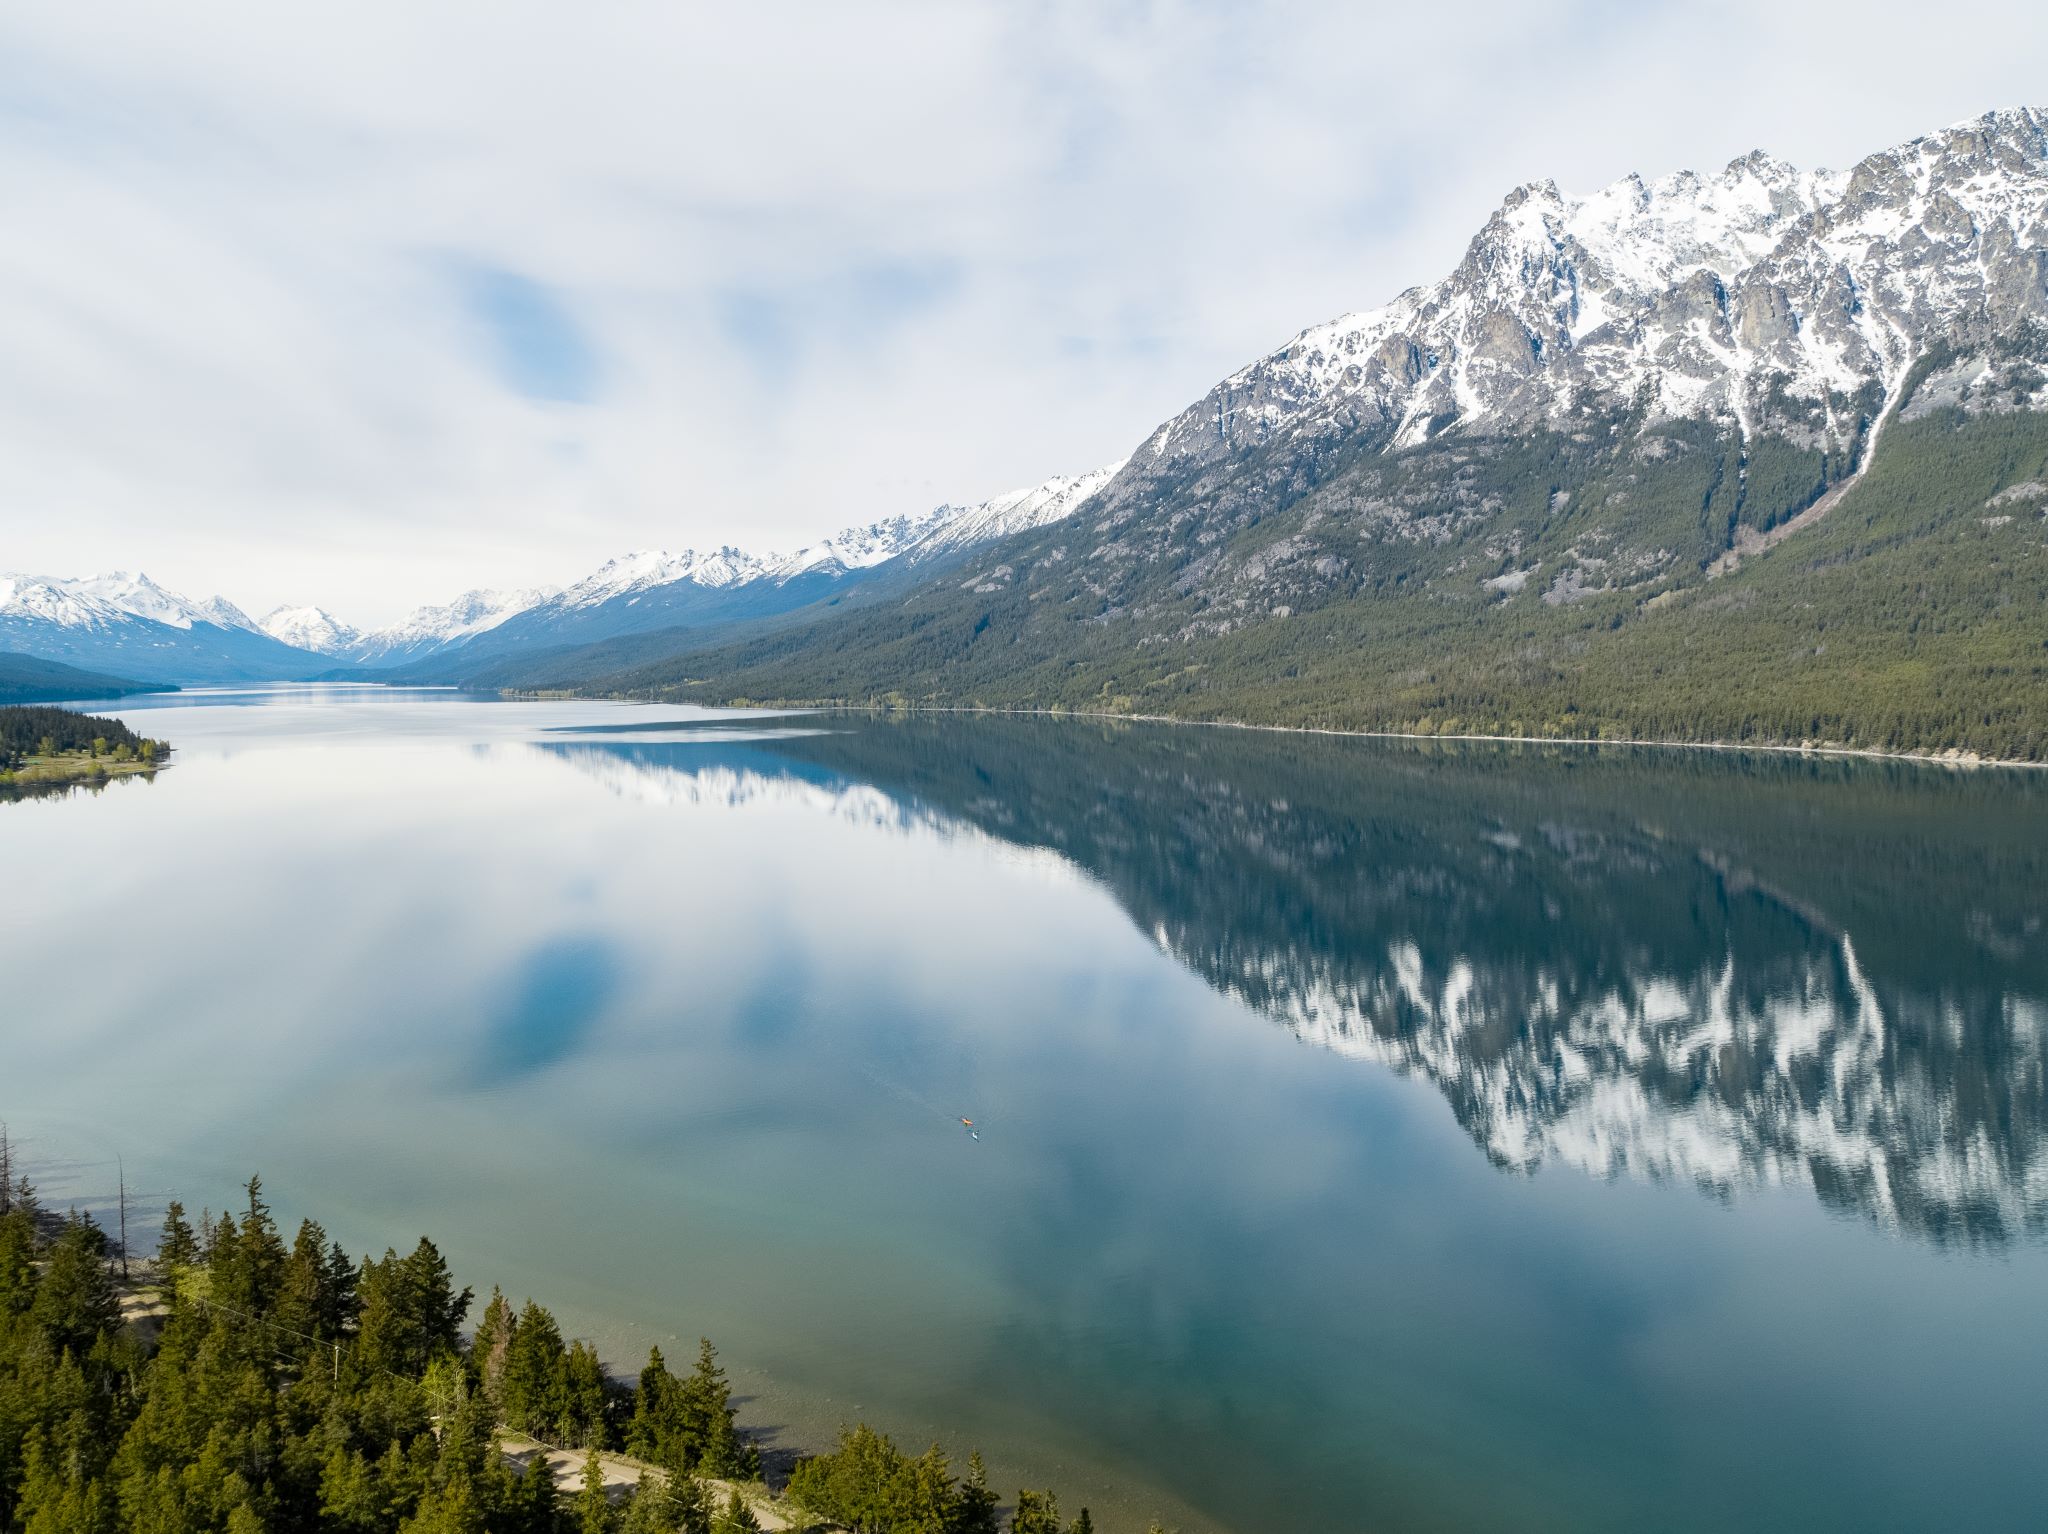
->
[
  {"left": 0, "top": 755, "right": 169, "bottom": 791},
  {"left": 574, "top": 692, "right": 2048, "bottom": 771}
]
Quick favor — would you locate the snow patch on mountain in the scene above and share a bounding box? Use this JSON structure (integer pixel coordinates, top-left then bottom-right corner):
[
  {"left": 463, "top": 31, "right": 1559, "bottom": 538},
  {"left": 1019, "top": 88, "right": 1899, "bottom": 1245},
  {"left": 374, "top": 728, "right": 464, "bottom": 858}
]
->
[
  {"left": 1, "top": 571, "right": 257, "bottom": 633},
  {"left": 557, "top": 548, "right": 766, "bottom": 611},
  {"left": 764, "top": 508, "right": 958, "bottom": 581},
  {"left": 261, "top": 605, "right": 360, "bottom": 655},
  {"left": 906, "top": 461, "right": 1128, "bottom": 562},
  {"left": 351, "top": 587, "right": 556, "bottom": 661},
  {"left": 500, "top": 460, "right": 1124, "bottom": 638}
]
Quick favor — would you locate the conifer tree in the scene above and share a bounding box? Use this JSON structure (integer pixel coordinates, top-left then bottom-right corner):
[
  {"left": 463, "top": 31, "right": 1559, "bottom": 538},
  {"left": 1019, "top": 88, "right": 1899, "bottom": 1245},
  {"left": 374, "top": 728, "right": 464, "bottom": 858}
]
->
[
  {"left": 564, "top": 1340, "right": 611, "bottom": 1449},
  {"left": 951, "top": 1453, "right": 1000, "bottom": 1534},
  {"left": 357, "top": 1239, "right": 473, "bottom": 1378},
  {"left": 1008, "top": 1488, "right": 1062, "bottom": 1534},
  {"left": 710, "top": 1488, "right": 760, "bottom": 1534},
  {"left": 502, "top": 1302, "right": 570, "bottom": 1439},
  {"left": 577, "top": 1450, "right": 614, "bottom": 1534},
  {"left": 469, "top": 1288, "right": 519, "bottom": 1411},
  {"left": 31, "top": 1213, "right": 119, "bottom": 1357},
  {"left": 210, "top": 1175, "right": 286, "bottom": 1316},
  {"left": 625, "top": 1346, "right": 676, "bottom": 1461},
  {"left": 157, "top": 1201, "right": 197, "bottom": 1273},
  {"left": 679, "top": 1339, "right": 752, "bottom": 1478},
  {"left": 0, "top": 1201, "right": 37, "bottom": 1317},
  {"left": 502, "top": 1448, "right": 562, "bottom": 1534}
]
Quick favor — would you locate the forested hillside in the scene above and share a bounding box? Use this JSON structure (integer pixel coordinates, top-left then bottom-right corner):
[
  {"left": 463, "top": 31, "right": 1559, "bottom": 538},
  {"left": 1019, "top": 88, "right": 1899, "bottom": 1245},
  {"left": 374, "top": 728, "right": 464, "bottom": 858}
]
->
[
  {"left": 583, "top": 390, "right": 2048, "bottom": 761},
  {"left": 0, "top": 654, "right": 161, "bottom": 706}
]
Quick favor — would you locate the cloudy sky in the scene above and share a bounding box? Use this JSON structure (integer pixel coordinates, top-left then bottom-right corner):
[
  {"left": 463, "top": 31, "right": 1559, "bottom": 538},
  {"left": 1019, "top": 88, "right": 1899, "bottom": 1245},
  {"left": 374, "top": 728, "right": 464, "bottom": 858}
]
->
[{"left": 3, "top": 0, "right": 2042, "bottom": 623}]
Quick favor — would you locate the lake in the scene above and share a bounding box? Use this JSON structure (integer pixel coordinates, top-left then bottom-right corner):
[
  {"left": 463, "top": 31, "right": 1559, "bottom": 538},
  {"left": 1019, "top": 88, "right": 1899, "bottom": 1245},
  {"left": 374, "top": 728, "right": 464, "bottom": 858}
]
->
[{"left": 5, "top": 687, "right": 2045, "bottom": 1532}]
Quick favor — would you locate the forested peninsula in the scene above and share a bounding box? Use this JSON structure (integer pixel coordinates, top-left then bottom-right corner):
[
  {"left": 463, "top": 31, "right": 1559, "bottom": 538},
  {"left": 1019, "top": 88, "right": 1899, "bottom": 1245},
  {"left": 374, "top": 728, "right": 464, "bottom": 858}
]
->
[
  {"left": 0, "top": 706, "right": 168, "bottom": 798},
  {"left": 0, "top": 1173, "right": 1124, "bottom": 1534}
]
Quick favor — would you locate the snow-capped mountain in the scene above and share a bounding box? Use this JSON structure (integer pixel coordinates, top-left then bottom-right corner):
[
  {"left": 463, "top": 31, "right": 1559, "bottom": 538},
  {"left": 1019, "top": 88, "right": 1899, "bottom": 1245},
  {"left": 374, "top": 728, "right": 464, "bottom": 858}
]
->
[
  {"left": 1, "top": 570, "right": 331, "bottom": 684},
  {"left": 650, "top": 108, "right": 2046, "bottom": 730},
  {"left": 904, "top": 461, "right": 1128, "bottom": 563},
  {"left": 763, "top": 508, "right": 957, "bottom": 580},
  {"left": 17, "top": 570, "right": 260, "bottom": 633},
  {"left": 0, "top": 573, "right": 131, "bottom": 632},
  {"left": 550, "top": 548, "right": 766, "bottom": 611},
  {"left": 348, "top": 587, "right": 556, "bottom": 667},
  {"left": 538, "top": 461, "right": 1128, "bottom": 618},
  {"left": 0, "top": 454, "right": 1125, "bottom": 687},
  {"left": 396, "top": 462, "right": 1126, "bottom": 679},
  {"left": 1113, "top": 106, "right": 2048, "bottom": 497},
  {"left": 261, "top": 605, "right": 359, "bottom": 655}
]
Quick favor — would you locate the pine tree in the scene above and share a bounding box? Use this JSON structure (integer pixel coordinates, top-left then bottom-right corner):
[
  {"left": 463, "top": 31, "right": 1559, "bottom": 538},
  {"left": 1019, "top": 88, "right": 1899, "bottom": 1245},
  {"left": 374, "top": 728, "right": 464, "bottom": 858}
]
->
[
  {"left": 470, "top": 1287, "right": 519, "bottom": 1411},
  {"left": 502, "top": 1302, "right": 570, "bottom": 1439},
  {"left": 358, "top": 1238, "right": 474, "bottom": 1378},
  {"left": 1008, "top": 1488, "right": 1061, "bottom": 1534},
  {"left": 12, "top": 1175, "right": 40, "bottom": 1230},
  {"left": 565, "top": 1340, "right": 611, "bottom": 1449},
  {"left": 31, "top": 1213, "right": 119, "bottom": 1357},
  {"left": 318, "top": 1445, "right": 383, "bottom": 1533},
  {"left": 577, "top": 1450, "right": 614, "bottom": 1534},
  {"left": 503, "top": 1448, "right": 563, "bottom": 1534},
  {"left": 276, "top": 1219, "right": 337, "bottom": 1347},
  {"left": 950, "top": 1452, "right": 999, "bottom": 1534},
  {"left": 710, "top": 1488, "right": 760, "bottom": 1534},
  {"left": 323, "top": 1240, "right": 361, "bottom": 1335},
  {"left": 208, "top": 1178, "right": 285, "bottom": 1317},
  {"left": 157, "top": 1201, "right": 197, "bottom": 1273},
  {"left": 1067, "top": 1511, "right": 1093, "bottom": 1534},
  {"left": 0, "top": 1201, "right": 37, "bottom": 1317},
  {"left": 625, "top": 1346, "right": 675, "bottom": 1460},
  {"left": 678, "top": 1339, "right": 751, "bottom": 1477}
]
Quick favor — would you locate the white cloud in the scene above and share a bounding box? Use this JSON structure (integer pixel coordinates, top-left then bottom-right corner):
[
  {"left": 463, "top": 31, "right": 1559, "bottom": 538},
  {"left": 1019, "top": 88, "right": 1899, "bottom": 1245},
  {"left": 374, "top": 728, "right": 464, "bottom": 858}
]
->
[{"left": 0, "top": 0, "right": 2041, "bottom": 622}]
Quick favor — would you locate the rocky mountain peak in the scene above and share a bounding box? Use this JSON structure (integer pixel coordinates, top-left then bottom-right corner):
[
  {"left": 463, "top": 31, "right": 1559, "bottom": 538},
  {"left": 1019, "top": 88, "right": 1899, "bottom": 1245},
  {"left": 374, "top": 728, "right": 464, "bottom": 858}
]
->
[{"left": 1107, "top": 107, "right": 2048, "bottom": 495}]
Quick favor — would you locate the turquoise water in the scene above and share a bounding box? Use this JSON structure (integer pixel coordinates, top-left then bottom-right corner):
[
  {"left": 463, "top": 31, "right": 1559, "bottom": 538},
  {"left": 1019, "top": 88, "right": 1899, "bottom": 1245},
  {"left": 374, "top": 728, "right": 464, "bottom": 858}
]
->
[{"left": 5, "top": 688, "right": 2046, "bottom": 1532}]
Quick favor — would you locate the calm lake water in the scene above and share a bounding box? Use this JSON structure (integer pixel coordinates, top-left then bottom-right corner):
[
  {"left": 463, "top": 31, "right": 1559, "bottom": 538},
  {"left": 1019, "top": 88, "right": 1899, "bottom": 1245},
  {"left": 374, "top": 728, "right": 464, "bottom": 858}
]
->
[{"left": 6, "top": 688, "right": 2046, "bottom": 1533}]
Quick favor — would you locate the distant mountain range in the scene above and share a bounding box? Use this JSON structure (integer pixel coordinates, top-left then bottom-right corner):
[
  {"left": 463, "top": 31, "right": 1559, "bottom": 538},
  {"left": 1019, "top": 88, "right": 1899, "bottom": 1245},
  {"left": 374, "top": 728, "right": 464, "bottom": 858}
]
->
[
  {"left": 2, "top": 463, "right": 1122, "bottom": 689},
  {"left": 6, "top": 108, "right": 2045, "bottom": 754},
  {"left": 0, "top": 572, "right": 330, "bottom": 686}
]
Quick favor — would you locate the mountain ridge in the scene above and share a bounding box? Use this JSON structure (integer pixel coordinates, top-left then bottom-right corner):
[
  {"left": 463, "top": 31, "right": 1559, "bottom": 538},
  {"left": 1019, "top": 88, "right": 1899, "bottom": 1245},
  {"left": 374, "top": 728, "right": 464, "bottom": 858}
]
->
[{"left": 566, "top": 107, "right": 2048, "bottom": 761}]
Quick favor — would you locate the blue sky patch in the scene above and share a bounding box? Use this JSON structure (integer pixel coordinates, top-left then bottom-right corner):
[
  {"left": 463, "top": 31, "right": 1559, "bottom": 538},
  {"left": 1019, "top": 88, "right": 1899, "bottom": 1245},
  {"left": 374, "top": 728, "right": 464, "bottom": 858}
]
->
[{"left": 452, "top": 260, "right": 600, "bottom": 403}]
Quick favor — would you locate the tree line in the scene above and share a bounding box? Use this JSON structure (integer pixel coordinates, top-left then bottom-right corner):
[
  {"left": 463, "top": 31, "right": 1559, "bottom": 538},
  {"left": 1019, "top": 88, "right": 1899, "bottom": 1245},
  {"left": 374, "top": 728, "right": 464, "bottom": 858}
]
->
[{"left": 0, "top": 1174, "right": 1129, "bottom": 1534}]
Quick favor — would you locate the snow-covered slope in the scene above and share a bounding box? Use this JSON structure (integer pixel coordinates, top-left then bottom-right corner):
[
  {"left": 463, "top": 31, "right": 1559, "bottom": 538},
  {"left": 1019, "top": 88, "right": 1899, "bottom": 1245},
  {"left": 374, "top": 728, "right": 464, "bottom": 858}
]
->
[
  {"left": 4, "top": 570, "right": 259, "bottom": 633},
  {"left": 349, "top": 587, "right": 555, "bottom": 667},
  {"left": 260, "top": 605, "right": 360, "bottom": 655},
  {"left": 1112, "top": 106, "right": 2048, "bottom": 492},
  {"left": 902, "top": 461, "right": 1128, "bottom": 563},
  {"left": 553, "top": 548, "right": 767, "bottom": 610},
  {"left": 0, "top": 574, "right": 133, "bottom": 632},
  {"left": 415, "top": 461, "right": 1126, "bottom": 675},
  {"left": 1, "top": 571, "right": 331, "bottom": 683},
  {"left": 536, "top": 460, "right": 1127, "bottom": 618},
  {"left": 763, "top": 508, "right": 957, "bottom": 581}
]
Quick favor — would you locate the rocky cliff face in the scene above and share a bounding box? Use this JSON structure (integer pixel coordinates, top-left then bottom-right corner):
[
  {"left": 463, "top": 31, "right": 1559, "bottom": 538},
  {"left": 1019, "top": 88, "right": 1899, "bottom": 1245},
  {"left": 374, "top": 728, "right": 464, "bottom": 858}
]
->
[{"left": 1108, "top": 108, "right": 2048, "bottom": 502}]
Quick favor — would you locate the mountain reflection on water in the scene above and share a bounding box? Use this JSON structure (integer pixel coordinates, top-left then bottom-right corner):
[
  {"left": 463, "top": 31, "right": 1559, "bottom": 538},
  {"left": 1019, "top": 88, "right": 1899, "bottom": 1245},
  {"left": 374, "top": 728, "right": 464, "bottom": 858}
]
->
[{"left": 539, "top": 717, "right": 2048, "bottom": 1248}]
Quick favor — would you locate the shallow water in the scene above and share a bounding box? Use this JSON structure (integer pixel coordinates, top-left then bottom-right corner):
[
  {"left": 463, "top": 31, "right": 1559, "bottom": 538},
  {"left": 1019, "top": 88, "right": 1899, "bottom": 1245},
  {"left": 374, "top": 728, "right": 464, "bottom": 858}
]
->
[{"left": 6, "top": 688, "right": 2046, "bottom": 1533}]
